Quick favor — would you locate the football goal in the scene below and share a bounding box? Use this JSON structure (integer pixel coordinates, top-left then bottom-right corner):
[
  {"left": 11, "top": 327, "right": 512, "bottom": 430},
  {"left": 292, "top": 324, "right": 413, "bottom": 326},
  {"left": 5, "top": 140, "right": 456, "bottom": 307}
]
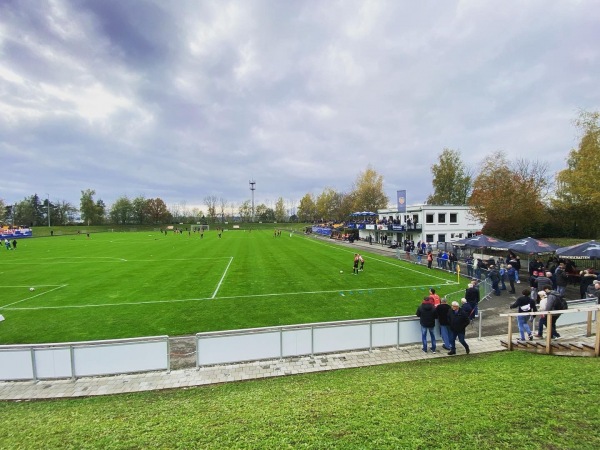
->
[{"left": 191, "top": 224, "right": 210, "bottom": 232}]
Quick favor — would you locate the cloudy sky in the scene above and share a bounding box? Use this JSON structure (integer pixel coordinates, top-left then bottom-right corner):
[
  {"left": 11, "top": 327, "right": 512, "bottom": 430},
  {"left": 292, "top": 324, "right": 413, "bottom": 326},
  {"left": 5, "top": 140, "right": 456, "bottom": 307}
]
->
[{"left": 1, "top": 0, "right": 599, "bottom": 213}]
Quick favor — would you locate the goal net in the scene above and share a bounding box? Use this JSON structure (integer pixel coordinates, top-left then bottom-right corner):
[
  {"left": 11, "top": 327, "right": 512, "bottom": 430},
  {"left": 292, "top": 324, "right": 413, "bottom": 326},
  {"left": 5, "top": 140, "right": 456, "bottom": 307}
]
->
[{"left": 191, "top": 224, "right": 210, "bottom": 232}]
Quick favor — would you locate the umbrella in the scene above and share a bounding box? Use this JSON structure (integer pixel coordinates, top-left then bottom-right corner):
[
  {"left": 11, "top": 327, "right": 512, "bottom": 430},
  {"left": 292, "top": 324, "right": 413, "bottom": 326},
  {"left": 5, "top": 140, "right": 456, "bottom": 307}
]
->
[
  {"left": 555, "top": 240, "right": 600, "bottom": 259},
  {"left": 452, "top": 234, "right": 509, "bottom": 261},
  {"left": 505, "top": 237, "right": 558, "bottom": 254},
  {"left": 452, "top": 235, "right": 509, "bottom": 249}
]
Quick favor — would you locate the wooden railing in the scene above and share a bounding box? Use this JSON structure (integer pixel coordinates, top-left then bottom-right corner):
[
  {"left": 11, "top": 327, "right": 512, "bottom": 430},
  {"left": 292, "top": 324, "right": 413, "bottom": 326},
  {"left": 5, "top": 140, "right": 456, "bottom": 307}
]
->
[{"left": 500, "top": 305, "right": 600, "bottom": 356}]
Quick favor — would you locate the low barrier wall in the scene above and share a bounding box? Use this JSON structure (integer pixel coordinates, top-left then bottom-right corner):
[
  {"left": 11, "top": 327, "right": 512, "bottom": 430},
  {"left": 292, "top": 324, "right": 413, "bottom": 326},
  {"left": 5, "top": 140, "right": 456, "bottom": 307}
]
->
[
  {"left": 197, "top": 316, "right": 428, "bottom": 367},
  {"left": 0, "top": 336, "right": 169, "bottom": 382}
]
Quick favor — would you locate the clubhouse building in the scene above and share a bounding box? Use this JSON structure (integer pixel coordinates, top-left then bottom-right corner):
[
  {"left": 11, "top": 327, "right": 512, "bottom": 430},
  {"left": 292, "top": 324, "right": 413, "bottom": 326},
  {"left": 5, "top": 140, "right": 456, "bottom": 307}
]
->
[{"left": 349, "top": 205, "right": 483, "bottom": 247}]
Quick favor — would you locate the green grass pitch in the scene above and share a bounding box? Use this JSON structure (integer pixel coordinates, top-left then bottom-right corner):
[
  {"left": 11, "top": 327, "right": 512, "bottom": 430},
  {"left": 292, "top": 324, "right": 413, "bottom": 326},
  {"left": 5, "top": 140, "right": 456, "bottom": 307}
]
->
[{"left": 0, "top": 230, "right": 461, "bottom": 344}]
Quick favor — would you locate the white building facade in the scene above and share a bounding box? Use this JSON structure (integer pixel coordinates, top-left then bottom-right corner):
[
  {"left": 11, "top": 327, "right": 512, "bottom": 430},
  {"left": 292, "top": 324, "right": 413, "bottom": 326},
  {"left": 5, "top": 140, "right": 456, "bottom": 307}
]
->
[{"left": 354, "top": 205, "right": 484, "bottom": 247}]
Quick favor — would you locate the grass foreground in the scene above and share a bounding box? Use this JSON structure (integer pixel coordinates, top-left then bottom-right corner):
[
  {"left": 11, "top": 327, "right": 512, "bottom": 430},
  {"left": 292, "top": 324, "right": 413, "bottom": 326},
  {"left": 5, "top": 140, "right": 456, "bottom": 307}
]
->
[{"left": 1, "top": 351, "right": 599, "bottom": 449}]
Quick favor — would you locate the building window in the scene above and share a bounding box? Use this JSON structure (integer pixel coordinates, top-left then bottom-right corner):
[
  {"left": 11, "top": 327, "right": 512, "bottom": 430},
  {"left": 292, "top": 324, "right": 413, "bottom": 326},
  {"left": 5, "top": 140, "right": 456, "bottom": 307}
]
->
[
  {"left": 450, "top": 213, "right": 458, "bottom": 223},
  {"left": 438, "top": 213, "right": 446, "bottom": 223},
  {"left": 438, "top": 234, "right": 446, "bottom": 242},
  {"left": 426, "top": 214, "right": 434, "bottom": 224},
  {"left": 426, "top": 234, "right": 434, "bottom": 243}
]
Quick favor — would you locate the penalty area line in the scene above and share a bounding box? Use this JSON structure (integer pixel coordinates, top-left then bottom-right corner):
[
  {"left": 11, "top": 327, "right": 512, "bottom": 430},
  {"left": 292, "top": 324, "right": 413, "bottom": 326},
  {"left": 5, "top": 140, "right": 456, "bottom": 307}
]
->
[
  {"left": 212, "top": 257, "right": 234, "bottom": 299},
  {"left": 0, "top": 284, "right": 68, "bottom": 309}
]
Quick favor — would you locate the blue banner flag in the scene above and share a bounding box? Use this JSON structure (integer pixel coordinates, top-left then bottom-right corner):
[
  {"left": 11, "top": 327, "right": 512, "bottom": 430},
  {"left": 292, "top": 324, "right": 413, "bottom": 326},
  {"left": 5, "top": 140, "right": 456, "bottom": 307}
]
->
[{"left": 396, "top": 190, "right": 406, "bottom": 213}]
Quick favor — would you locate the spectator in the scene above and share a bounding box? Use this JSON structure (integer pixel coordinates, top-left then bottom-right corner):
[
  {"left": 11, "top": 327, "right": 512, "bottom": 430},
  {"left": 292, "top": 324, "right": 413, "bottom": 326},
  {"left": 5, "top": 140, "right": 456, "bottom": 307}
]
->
[
  {"left": 542, "top": 286, "right": 562, "bottom": 339},
  {"left": 580, "top": 270, "right": 597, "bottom": 299},
  {"left": 487, "top": 265, "right": 501, "bottom": 296},
  {"left": 510, "top": 288, "right": 537, "bottom": 342},
  {"left": 416, "top": 297, "right": 438, "bottom": 353},
  {"left": 536, "top": 290, "right": 548, "bottom": 338},
  {"left": 460, "top": 298, "right": 473, "bottom": 320},
  {"left": 506, "top": 264, "right": 516, "bottom": 294},
  {"left": 447, "top": 301, "right": 470, "bottom": 355},
  {"left": 437, "top": 298, "right": 452, "bottom": 350},
  {"left": 465, "top": 282, "right": 480, "bottom": 317},
  {"left": 586, "top": 281, "right": 600, "bottom": 303},
  {"left": 555, "top": 263, "right": 569, "bottom": 297},
  {"left": 428, "top": 288, "right": 441, "bottom": 307},
  {"left": 465, "top": 254, "right": 474, "bottom": 278}
]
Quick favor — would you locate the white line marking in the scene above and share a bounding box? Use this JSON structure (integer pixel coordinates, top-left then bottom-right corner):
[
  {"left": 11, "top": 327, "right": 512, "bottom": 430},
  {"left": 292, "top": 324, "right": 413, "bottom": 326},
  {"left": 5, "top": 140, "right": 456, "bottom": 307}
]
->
[
  {"left": 2, "top": 282, "right": 456, "bottom": 311},
  {"left": 0, "top": 284, "right": 68, "bottom": 309},
  {"left": 212, "top": 257, "right": 233, "bottom": 298},
  {"left": 302, "top": 235, "right": 453, "bottom": 283},
  {"left": 0, "top": 257, "right": 232, "bottom": 265}
]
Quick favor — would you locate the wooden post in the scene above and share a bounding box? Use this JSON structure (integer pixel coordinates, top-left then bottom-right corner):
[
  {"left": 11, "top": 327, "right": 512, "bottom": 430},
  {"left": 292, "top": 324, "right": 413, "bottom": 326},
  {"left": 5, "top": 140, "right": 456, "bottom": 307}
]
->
[
  {"left": 546, "top": 313, "right": 553, "bottom": 355},
  {"left": 595, "top": 313, "right": 600, "bottom": 357},
  {"left": 507, "top": 316, "right": 513, "bottom": 351},
  {"left": 587, "top": 311, "right": 593, "bottom": 337}
]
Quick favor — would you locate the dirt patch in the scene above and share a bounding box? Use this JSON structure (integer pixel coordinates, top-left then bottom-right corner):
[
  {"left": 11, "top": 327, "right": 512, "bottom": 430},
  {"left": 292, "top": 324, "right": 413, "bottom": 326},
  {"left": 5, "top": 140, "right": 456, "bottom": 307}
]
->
[{"left": 169, "top": 336, "right": 196, "bottom": 370}]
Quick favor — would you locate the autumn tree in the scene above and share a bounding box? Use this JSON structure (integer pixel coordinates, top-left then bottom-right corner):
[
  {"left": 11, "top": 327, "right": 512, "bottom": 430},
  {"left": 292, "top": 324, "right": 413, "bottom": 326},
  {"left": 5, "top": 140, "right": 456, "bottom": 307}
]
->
[
  {"left": 274, "top": 197, "right": 287, "bottom": 222},
  {"left": 351, "top": 166, "right": 388, "bottom": 213},
  {"left": 426, "top": 148, "right": 472, "bottom": 205},
  {"left": 552, "top": 111, "right": 600, "bottom": 238},
  {"left": 0, "top": 199, "right": 5, "bottom": 224},
  {"left": 145, "top": 198, "right": 171, "bottom": 224},
  {"left": 297, "top": 193, "right": 317, "bottom": 222},
  {"left": 469, "top": 151, "right": 549, "bottom": 239}
]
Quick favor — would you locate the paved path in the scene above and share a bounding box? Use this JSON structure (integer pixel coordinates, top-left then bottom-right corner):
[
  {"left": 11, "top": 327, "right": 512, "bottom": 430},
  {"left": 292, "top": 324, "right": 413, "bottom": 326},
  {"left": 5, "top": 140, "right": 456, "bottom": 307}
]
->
[{"left": 0, "top": 325, "right": 593, "bottom": 401}]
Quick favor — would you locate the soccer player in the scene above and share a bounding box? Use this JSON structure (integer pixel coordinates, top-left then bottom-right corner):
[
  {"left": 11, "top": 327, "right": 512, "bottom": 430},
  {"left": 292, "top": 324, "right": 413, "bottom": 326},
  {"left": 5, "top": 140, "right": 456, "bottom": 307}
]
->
[
  {"left": 353, "top": 254, "right": 360, "bottom": 275},
  {"left": 359, "top": 254, "right": 365, "bottom": 271}
]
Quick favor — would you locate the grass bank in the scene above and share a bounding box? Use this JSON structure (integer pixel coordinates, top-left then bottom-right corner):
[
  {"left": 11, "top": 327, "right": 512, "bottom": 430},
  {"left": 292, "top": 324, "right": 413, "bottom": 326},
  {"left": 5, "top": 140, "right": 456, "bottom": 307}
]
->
[{"left": 1, "top": 352, "right": 599, "bottom": 449}]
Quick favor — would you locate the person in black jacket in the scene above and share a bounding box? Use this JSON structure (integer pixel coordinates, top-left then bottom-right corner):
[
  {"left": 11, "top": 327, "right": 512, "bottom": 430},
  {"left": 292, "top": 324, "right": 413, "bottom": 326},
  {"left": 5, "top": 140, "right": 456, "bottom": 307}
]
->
[
  {"left": 416, "top": 297, "right": 438, "bottom": 353},
  {"left": 465, "top": 282, "right": 480, "bottom": 317},
  {"left": 448, "top": 301, "right": 470, "bottom": 355},
  {"left": 510, "top": 288, "right": 537, "bottom": 341},
  {"left": 436, "top": 298, "right": 452, "bottom": 350}
]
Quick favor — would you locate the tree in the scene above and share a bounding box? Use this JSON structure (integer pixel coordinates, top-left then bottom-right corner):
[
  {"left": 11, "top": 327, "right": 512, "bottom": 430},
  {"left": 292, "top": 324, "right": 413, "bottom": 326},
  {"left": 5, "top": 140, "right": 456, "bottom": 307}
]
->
[
  {"left": 55, "top": 200, "right": 78, "bottom": 225},
  {"left": 80, "top": 189, "right": 105, "bottom": 225},
  {"left": 259, "top": 207, "right": 275, "bottom": 222},
  {"left": 146, "top": 198, "right": 171, "bottom": 224},
  {"left": 469, "top": 151, "right": 549, "bottom": 239},
  {"left": 13, "top": 195, "right": 44, "bottom": 226},
  {"left": 426, "top": 148, "right": 472, "bottom": 205},
  {"left": 553, "top": 111, "right": 600, "bottom": 238},
  {"left": 297, "top": 193, "right": 317, "bottom": 222},
  {"left": 351, "top": 166, "right": 389, "bottom": 213},
  {"left": 274, "top": 197, "right": 287, "bottom": 222},
  {"left": 315, "top": 188, "right": 350, "bottom": 222},
  {"left": 255, "top": 203, "right": 268, "bottom": 221},
  {"left": 219, "top": 198, "right": 227, "bottom": 223},
  {"left": 109, "top": 196, "right": 133, "bottom": 225},
  {"left": 238, "top": 200, "right": 252, "bottom": 222},
  {"left": 204, "top": 196, "right": 218, "bottom": 223},
  {"left": 131, "top": 196, "right": 148, "bottom": 225},
  {"left": 0, "top": 198, "right": 5, "bottom": 224}
]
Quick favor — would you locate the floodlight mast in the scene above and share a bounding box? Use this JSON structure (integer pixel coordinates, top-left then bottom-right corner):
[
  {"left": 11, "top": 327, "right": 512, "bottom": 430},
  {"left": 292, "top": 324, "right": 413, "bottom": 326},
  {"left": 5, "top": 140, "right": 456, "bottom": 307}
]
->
[{"left": 249, "top": 180, "right": 256, "bottom": 222}]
